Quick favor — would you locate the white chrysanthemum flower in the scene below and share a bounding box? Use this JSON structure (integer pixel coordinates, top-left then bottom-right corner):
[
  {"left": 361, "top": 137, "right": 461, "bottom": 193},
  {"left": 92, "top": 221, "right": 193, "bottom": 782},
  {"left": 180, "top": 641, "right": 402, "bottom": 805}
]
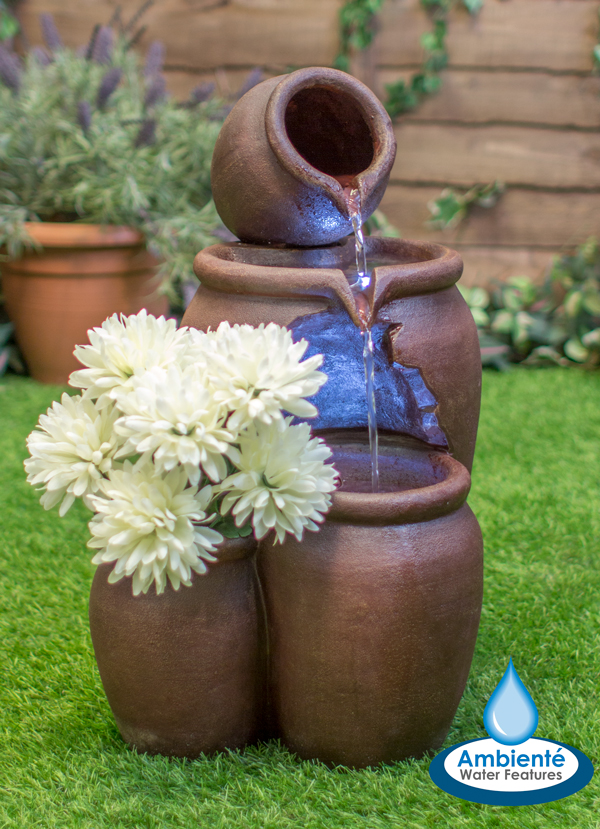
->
[
  {"left": 200, "top": 322, "right": 327, "bottom": 431},
  {"left": 88, "top": 463, "right": 223, "bottom": 595},
  {"left": 113, "top": 363, "right": 235, "bottom": 485},
  {"left": 69, "top": 309, "right": 189, "bottom": 405},
  {"left": 219, "top": 418, "right": 338, "bottom": 543},
  {"left": 180, "top": 326, "right": 217, "bottom": 368},
  {"left": 24, "top": 393, "right": 121, "bottom": 516}
]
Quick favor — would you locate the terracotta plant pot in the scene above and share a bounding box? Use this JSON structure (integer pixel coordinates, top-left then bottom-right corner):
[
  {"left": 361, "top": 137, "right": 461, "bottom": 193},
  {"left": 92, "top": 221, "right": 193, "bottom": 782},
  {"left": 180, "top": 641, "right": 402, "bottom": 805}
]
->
[
  {"left": 89, "top": 536, "right": 266, "bottom": 758},
  {"left": 258, "top": 434, "right": 483, "bottom": 768},
  {"left": 1, "top": 222, "right": 168, "bottom": 384}
]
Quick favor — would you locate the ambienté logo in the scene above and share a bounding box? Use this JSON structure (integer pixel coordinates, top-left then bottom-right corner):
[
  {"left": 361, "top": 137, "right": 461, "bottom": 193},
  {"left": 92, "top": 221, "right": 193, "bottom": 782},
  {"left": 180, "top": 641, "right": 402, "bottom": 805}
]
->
[{"left": 429, "top": 659, "right": 594, "bottom": 805}]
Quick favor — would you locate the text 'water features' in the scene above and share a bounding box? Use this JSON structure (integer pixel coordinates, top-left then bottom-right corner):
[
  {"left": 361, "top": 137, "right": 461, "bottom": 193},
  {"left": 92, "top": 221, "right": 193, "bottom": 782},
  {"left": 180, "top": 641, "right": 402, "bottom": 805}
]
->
[
  {"left": 483, "top": 659, "right": 539, "bottom": 745},
  {"left": 348, "top": 187, "right": 378, "bottom": 493}
]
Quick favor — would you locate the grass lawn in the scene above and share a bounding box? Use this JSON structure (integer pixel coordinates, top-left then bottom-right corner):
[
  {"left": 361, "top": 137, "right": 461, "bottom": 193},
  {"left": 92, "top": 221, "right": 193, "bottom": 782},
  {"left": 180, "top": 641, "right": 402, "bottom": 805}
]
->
[{"left": 0, "top": 369, "right": 598, "bottom": 828}]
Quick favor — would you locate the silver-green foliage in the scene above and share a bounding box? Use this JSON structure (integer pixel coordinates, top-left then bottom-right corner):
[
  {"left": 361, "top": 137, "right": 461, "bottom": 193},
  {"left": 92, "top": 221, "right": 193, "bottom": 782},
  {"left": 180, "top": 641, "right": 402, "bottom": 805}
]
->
[{"left": 0, "top": 25, "right": 225, "bottom": 300}]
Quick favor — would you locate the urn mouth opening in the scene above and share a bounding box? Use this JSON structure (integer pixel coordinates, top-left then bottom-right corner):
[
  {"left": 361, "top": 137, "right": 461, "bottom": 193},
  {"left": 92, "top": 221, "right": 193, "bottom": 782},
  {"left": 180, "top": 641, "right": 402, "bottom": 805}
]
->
[
  {"left": 284, "top": 86, "right": 374, "bottom": 180},
  {"left": 324, "top": 432, "right": 471, "bottom": 525},
  {"left": 266, "top": 67, "right": 396, "bottom": 218}
]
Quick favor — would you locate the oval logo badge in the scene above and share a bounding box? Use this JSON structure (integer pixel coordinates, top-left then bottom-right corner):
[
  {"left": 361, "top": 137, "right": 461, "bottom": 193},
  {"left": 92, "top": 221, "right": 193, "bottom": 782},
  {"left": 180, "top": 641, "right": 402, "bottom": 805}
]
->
[{"left": 429, "top": 661, "right": 594, "bottom": 805}]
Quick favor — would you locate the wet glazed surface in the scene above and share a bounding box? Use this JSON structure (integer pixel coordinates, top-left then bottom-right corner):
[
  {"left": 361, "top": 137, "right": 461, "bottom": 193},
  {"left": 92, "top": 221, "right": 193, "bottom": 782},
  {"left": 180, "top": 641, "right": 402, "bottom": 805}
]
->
[{"left": 289, "top": 307, "right": 448, "bottom": 447}]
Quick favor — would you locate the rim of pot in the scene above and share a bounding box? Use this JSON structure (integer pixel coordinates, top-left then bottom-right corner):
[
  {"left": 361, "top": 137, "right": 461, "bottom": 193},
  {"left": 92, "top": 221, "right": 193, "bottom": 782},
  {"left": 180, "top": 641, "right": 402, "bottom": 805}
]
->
[
  {"left": 265, "top": 67, "right": 396, "bottom": 219},
  {"left": 20, "top": 222, "right": 145, "bottom": 248},
  {"left": 194, "top": 238, "right": 463, "bottom": 298},
  {"left": 328, "top": 452, "right": 471, "bottom": 526}
]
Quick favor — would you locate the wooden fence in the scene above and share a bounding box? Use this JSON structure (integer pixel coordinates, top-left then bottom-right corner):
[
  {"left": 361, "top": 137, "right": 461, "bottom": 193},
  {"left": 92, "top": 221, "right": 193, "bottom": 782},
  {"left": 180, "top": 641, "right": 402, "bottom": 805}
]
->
[{"left": 17, "top": 0, "right": 600, "bottom": 286}]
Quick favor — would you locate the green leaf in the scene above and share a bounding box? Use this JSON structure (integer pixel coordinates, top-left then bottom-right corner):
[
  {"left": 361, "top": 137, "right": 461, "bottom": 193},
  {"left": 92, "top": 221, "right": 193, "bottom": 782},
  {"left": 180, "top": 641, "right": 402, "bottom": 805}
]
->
[
  {"left": 502, "top": 289, "right": 524, "bottom": 312},
  {"left": 563, "top": 290, "right": 583, "bottom": 318},
  {"left": 582, "top": 327, "right": 600, "bottom": 348},
  {"left": 462, "top": 0, "right": 483, "bottom": 13},
  {"left": 0, "top": 10, "right": 19, "bottom": 41},
  {"left": 427, "top": 189, "right": 465, "bottom": 229},
  {"left": 491, "top": 310, "right": 514, "bottom": 335},
  {"left": 470, "top": 307, "right": 489, "bottom": 328},
  {"left": 522, "top": 346, "right": 568, "bottom": 367},
  {"left": 469, "top": 287, "right": 490, "bottom": 309},
  {"left": 564, "top": 337, "right": 589, "bottom": 363},
  {"left": 210, "top": 511, "right": 253, "bottom": 539},
  {"left": 582, "top": 288, "right": 600, "bottom": 316}
]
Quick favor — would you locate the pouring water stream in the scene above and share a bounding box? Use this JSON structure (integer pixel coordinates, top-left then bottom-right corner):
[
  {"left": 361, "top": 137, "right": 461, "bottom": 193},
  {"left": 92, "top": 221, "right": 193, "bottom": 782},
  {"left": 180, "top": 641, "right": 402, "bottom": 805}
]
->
[{"left": 348, "top": 188, "right": 379, "bottom": 493}]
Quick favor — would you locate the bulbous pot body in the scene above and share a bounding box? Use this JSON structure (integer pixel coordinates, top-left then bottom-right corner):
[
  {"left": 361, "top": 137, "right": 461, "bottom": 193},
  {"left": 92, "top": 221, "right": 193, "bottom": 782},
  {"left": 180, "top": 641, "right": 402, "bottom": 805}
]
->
[
  {"left": 211, "top": 67, "right": 396, "bottom": 246},
  {"left": 257, "top": 437, "right": 483, "bottom": 768},
  {"left": 89, "top": 536, "right": 265, "bottom": 758}
]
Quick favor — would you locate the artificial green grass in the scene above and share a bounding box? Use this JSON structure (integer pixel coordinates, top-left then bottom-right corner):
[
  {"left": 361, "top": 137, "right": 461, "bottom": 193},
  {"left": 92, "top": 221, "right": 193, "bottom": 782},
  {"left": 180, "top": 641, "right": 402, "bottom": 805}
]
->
[{"left": 0, "top": 370, "right": 598, "bottom": 828}]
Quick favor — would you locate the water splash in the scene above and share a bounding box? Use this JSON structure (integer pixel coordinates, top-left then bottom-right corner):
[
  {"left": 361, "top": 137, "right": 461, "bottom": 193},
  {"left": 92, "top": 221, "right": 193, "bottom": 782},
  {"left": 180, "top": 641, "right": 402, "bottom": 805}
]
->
[
  {"left": 348, "top": 187, "right": 379, "bottom": 493},
  {"left": 483, "top": 659, "right": 539, "bottom": 745}
]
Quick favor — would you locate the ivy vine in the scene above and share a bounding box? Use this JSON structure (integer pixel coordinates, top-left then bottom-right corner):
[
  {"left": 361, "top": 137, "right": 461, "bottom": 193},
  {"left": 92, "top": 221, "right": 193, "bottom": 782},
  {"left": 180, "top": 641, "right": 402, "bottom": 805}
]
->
[
  {"left": 334, "top": 0, "right": 385, "bottom": 73},
  {"left": 334, "top": 0, "right": 482, "bottom": 119},
  {"left": 428, "top": 181, "right": 505, "bottom": 230}
]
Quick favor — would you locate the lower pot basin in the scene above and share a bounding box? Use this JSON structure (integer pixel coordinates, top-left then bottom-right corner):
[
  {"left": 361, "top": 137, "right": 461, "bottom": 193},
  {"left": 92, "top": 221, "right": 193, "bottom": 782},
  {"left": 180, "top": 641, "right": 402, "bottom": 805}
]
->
[{"left": 322, "top": 431, "right": 471, "bottom": 525}]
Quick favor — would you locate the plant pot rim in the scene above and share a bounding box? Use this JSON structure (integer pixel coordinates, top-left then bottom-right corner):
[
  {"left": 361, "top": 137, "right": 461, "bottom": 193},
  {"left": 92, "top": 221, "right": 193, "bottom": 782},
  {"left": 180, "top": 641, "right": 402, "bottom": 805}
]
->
[{"left": 22, "top": 221, "right": 145, "bottom": 248}]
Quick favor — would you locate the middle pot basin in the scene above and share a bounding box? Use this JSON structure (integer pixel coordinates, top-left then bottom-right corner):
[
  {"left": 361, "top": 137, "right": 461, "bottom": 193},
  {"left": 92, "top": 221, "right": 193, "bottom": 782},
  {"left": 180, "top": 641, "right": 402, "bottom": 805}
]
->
[{"left": 257, "top": 434, "right": 483, "bottom": 768}]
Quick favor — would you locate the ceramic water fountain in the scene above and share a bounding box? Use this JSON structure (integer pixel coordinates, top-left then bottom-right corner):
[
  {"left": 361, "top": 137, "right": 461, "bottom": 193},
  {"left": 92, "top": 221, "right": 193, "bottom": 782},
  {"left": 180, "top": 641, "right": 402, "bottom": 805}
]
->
[{"left": 182, "top": 66, "right": 483, "bottom": 768}]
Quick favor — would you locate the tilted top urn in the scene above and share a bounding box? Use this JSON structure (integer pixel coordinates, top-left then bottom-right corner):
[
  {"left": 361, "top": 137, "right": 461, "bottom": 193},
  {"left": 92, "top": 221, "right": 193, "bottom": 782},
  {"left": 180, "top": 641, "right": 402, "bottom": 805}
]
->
[{"left": 182, "top": 66, "right": 483, "bottom": 767}]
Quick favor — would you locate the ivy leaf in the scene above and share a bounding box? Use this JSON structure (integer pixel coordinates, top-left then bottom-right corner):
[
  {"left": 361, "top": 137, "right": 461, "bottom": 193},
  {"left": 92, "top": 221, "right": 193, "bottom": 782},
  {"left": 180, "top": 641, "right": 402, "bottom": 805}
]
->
[
  {"left": 427, "top": 189, "right": 466, "bottom": 229},
  {"left": 462, "top": 0, "right": 483, "bottom": 14},
  {"left": 384, "top": 79, "right": 419, "bottom": 118}
]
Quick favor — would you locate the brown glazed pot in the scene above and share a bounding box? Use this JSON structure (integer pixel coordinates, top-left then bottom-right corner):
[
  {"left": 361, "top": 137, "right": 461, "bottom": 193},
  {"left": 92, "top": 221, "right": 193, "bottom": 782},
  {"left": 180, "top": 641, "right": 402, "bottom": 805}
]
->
[
  {"left": 1, "top": 222, "right": 167, "bottom": 384},
  {"left": 183, "top": 235, "right": 481, "bottom": 471},
  {"left": 258, "top": 434, "right": 483, "bottom": 768},
  {"left": 211, "top": 67, "right": 396, "bottom": 247},
  {"left": 88, "top": 536, "right": 266, "bottom": 758}
]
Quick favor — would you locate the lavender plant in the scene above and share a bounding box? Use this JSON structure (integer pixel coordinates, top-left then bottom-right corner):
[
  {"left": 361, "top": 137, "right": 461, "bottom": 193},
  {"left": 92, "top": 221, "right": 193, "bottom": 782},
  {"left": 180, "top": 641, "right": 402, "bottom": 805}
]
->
[{"left": 0, "top": 12, "right": 230, "bottom": 305}]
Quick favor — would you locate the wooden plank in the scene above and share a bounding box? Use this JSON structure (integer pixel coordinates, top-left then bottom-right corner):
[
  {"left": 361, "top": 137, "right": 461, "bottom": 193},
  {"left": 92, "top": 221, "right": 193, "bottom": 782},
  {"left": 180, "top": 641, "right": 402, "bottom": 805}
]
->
[
  {"left": 392, "top": 123, "right": 600, "bottom": 189},
  {"left": 16, "top": 0, "right": 600, "bottom": 73},
  {"left": 379, "top": 69, "right": 600, "bottom": 129},
  {"left": 457, "top": 246, "right": 556, "bottom": 288},
  {"left": 379, "top": 186, "right": 600, "bottom": 247},
  {"left": 17, "top": 0, "right": 341, "bottom": 70},
  {"left": 164, "top": 68, "right": 278, "bottom": 100},
  {"left": 377, "top": 0, "right": 598, "bottom": 73}
]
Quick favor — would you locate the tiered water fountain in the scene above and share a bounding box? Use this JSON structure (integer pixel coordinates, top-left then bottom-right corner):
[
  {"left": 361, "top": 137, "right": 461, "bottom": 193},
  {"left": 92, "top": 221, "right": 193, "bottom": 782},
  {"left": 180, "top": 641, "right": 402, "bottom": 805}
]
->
[{"left": 183, "top": 67, "right": 483, "bottom": 768}]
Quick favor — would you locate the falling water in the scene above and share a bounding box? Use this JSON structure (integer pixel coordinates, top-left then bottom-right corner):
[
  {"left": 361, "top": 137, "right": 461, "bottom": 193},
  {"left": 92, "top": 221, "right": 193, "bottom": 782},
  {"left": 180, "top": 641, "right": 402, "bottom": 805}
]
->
[{"left": 348, "top": 187, "right": 379, "bottom": 493}]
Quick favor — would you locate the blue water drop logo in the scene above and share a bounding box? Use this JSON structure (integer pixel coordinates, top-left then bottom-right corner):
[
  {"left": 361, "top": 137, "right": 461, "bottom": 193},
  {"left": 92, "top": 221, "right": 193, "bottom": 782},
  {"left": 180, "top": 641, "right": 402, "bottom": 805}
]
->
[{"left": 483, "top": 658, "right": 539, "bottom": 745}]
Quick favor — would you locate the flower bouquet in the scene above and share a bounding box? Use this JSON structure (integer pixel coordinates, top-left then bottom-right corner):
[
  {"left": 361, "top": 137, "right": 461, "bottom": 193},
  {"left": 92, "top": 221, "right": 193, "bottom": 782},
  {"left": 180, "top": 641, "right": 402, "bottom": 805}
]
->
[
  {"left": 25, "top": 310, "right": 338, "bottom": 594},
  {"left": 23, "top": 311, "right": 338, "bottom": 756}
]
